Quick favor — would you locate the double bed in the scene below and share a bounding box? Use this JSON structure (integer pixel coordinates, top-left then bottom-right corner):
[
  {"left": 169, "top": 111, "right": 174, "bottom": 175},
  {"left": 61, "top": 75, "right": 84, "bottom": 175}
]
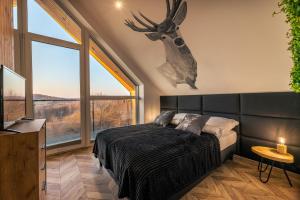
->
[{"left": 93, "top": 123, "right": 237, "bottom": 200}]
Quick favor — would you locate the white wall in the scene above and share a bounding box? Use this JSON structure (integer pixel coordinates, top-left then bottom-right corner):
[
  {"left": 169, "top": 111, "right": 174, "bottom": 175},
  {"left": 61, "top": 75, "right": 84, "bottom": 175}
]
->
[
  {"left": 175, "top": 0, "right": 292, "bottom": 95},
  {"left": 68, "top": 0, "right": 292, "bottom": 122}
]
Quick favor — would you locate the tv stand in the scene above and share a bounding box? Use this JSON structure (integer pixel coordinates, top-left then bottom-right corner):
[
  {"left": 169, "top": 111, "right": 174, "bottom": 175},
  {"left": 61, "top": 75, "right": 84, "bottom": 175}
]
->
[
  {"left": 21, "top": 117, "right": 34, "bottom": 121},
  {"left": 3, "top": 128, "right": 21, "bottom": 133},
  {"left": 0, "top": 119, "right": 47, "bottom": 200}
]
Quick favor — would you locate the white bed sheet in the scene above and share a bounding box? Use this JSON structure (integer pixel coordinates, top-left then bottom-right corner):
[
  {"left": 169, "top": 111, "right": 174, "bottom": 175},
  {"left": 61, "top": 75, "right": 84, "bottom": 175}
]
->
[{"left": 219, "top": 131, "right": 237, "bottom": 151}]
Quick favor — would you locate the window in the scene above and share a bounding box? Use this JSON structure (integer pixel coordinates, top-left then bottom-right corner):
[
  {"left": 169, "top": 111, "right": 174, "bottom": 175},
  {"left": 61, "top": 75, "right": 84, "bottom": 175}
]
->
[
  {"left": 90, "top": 99, "right": 135, "bottom": 136},
  {"left": 89, "top": 39, "right": 135, "bottom": 96},
  {"left": 14, "top": 0, "right": 139, "bottom": 152},
  {"left": 27, "top": 0, "right": 82, "bottom": 146},
  {"left": 89, "top": 39, "right": 137, "bottom": 139},
  {"left": 27, "top": 0, "right": 81, "bottom": 43},
  {"left": 13, "top": 0, "right": 17, "bottom": 29},
  {"left": 90, "top": 50, "right": 130, "bottom": 96},
  {"left": 32, "top": 42, "right": 80, "bottom": 145}
]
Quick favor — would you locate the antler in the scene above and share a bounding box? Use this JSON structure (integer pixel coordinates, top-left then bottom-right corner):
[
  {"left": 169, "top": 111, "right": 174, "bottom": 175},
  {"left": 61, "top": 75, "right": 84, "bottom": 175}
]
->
[
  {"left": 166, "top": 0, "right": 171, "bottom": 18},
  {"left": 124, "top": 19, "right": 153, "bottom": 32},
  {"left": 167, "top": 0, "right": 182, "bottom": 19},
  {"left": 125, "top": 11, "right": 157, "bottom": 33},
  {"left": 138, "top": 12, "right": 158, "bottom": 27},
  {"left": 125, "top": 0, "right": 184, "bottom": 33},
  {"left": 131, "top": 12, "right": 156, "bottom": 30}
]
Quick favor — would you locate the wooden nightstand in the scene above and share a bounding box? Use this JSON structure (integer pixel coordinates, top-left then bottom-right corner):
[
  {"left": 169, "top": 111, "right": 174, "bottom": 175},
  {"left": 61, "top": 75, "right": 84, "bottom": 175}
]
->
[{"left": 251, "top": 146, "right": 294, "bottom": 187}]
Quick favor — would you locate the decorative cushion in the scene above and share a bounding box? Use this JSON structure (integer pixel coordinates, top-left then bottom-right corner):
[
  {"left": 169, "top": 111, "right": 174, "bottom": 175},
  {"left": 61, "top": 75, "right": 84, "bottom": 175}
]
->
[
  {"left": 154, "top": 111, "right": 176, "bottom": 127},
  {"left": 176, "top": 115, "right": 210, "bottom": 135},
  {"left": 170, "top": 113, "right": 187, "bottom": 125},
  {"left": 184, "top": 113, "right": 202, "bottom": 119}
]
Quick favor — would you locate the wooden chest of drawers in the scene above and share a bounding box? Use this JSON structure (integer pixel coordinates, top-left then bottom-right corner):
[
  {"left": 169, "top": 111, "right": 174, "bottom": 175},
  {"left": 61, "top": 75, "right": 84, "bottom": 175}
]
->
[{"left": 0, "top": 119, "right": 46, "bottom": 200}]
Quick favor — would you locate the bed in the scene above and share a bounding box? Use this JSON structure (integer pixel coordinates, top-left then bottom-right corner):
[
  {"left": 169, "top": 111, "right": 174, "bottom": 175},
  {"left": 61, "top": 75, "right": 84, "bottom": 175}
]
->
[{"left": 93, "top": 123, "right": 237, "bottom": 200}]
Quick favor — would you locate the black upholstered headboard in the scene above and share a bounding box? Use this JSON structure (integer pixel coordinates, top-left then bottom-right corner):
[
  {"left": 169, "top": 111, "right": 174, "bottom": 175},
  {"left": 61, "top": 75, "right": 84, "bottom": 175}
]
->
[{"left": 160, "top": 92, "right": 300, "bottom": 173}]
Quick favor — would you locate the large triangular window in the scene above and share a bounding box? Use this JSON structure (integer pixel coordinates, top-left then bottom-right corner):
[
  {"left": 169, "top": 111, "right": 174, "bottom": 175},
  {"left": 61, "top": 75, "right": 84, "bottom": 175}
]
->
[
  {"left": 89, "top": 39, "right": 136, "bottom": 139},
  {"left": 27, "top": 0, "right": 81, "bottom": 43},
  {"left": 89, "top": 39, "right": 135, "bottom": 96}
]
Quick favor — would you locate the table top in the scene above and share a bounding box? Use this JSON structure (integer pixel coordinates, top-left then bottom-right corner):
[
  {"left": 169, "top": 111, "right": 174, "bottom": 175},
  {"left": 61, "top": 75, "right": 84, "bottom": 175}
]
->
[{"left": 251, "top": 146, "right": 294, "bottom": 164}]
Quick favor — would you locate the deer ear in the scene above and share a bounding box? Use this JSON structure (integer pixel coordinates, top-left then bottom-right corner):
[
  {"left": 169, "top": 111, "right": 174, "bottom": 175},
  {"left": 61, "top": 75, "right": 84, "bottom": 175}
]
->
[
  {"left": 145, "top": 33, "right": 161, "bottom": 41},
  {"left": 173, "top": 1, "right": 187, "bottom": 26}
]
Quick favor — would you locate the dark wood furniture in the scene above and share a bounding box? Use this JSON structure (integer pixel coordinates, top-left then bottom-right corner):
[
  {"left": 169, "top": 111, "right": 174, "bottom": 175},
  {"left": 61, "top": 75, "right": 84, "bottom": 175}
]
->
[{"left": 0, "top": 119, "right": 46, "bottom": 200}]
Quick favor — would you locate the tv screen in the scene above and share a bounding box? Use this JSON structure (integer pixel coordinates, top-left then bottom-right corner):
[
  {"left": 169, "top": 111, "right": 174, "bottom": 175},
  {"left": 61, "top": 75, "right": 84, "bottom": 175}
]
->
[{"left": 0, "top": 65, "right": 26, "bottom": 129}]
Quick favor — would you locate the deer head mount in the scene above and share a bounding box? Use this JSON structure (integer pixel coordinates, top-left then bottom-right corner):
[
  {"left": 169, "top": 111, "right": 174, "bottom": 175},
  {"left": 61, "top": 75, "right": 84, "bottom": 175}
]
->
[{"left": 125, "top": 0, "right": 197, "bottom": 89}]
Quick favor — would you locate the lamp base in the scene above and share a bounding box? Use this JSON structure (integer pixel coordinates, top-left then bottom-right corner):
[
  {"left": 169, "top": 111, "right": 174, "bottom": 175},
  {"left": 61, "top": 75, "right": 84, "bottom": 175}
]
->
[{"left": 277, "top": 144, "right": 287, "bottom": 154}]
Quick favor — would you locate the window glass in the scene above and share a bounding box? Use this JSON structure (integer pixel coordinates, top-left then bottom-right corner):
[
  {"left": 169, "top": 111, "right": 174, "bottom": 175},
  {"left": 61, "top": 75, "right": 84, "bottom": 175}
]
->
[
  {"left": 90, "top": 55, "right": 130, "bottom": 96},
  {"left": 90, "top": 99, "right": 135, "bottom": 140},
  {"left": 13, "top": 0, "right": 17, "bottom": 29},
  {"left": 89, "top": 39, "right": 136, "bottom": 140},
  {"left": 28, "top": 0, "right": 81, "bottom": 43},
  {"left": 89, "top": 39, "right": 134, "bottom": 96},
  {"left": 32, "top": 41, "right": 81, "bottom": 145}
]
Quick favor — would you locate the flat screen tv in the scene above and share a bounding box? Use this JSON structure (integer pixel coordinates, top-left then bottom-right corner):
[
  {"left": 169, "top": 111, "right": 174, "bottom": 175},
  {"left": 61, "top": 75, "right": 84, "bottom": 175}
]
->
[{"left": 0, "top": 65, "right": 26, "bottom": 130}]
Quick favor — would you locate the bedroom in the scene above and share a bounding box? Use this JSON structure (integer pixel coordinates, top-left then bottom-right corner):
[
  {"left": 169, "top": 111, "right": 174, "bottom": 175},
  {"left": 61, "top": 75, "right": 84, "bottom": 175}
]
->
[{"left": 0, "top": 0, "right": 299, "bottom": 199}]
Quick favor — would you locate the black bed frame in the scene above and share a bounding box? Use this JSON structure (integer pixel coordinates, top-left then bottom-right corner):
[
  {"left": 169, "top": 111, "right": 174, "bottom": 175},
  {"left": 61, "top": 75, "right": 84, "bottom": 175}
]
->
[
  {"left": 97, "top": 92, "right": 300, "bottom": 200},
  {"left": 160, "top": 92, "right": 300, "bottom": 174}
]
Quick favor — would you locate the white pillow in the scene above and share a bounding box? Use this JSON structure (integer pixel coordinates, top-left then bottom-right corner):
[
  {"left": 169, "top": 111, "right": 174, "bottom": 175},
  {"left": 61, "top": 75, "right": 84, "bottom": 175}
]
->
[
  {"left": 202, "top": 125, "right": 238, "bottom": 138},
  {"left": 222, "top": 129, "right": 237, "bottom": 137},
  {"left": 170, "top": 113, "right": 187, "bottom": 125},
  {"left": 202, "top": 117, "right": 239, "bottom": 138},
  {"left": 204, "top": 117, "right": 239, "bottom": 131},
  {"left": 202, "top": 125, "right": 223, "bottom": 138}
]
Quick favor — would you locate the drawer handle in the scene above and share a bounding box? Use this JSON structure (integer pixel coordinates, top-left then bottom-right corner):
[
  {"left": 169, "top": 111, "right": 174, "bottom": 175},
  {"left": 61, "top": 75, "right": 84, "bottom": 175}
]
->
[
  {"left": 41, "top": 163, "right": 46, "bottom": 171},
  {"left": 41, "top": 144, "right": 46, "bottom": 150},
  {"left": 42, "top": 181, "right": 47, "bottom": 191}
]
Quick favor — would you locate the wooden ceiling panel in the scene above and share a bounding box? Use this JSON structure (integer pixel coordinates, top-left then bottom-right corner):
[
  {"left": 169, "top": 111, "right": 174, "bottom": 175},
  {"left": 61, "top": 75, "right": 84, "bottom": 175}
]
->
[{"left": 35, "top": 0, "right": 81, "bottom": 44}]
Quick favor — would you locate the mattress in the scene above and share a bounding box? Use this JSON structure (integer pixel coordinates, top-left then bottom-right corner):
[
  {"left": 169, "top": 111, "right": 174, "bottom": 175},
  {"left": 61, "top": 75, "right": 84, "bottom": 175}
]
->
[{"left": 219, "top": 130, "right": 237, "bottom": 151}]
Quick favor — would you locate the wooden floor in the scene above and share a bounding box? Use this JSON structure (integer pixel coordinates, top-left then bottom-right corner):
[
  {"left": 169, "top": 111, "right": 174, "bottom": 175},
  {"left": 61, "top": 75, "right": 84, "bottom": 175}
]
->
[{"left": 46, "top": 148, "right": 300, "bottom": 200}]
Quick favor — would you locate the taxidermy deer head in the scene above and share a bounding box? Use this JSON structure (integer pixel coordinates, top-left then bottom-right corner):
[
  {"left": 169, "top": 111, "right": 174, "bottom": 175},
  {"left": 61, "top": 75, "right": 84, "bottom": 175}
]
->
[{"left": 125, "top": 0, "right": 197, "bottom": 89}]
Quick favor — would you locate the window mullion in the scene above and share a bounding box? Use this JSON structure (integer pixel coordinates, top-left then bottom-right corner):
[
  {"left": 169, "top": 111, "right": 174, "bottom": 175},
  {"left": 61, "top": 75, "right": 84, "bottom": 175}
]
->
[
  {"left": 29, "top": 33, "right": 80, "bottom": 50},
  {"left": 81, "top": 29, "right": 90, "bottom": 147},
  {"left": 90, "top": 96, "right": 136, "bottom": 100}
]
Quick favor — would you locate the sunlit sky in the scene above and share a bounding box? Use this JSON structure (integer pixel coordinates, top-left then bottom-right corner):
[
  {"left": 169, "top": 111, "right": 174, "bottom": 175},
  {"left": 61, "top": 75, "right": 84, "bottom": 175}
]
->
[
  {"left": 3, "top": 67, "right": 25, "bottom": 97},
  {"left": 25, "top": 0, "right": 130, "bottom": 98}
]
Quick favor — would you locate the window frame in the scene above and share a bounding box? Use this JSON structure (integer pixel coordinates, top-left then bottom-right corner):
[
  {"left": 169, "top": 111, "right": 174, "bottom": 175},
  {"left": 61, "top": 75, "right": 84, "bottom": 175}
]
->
[
  {"left": 25, "top": 1, "right": 85, "bottom": 152},
  {"left": 30, "top": 39, "right": 82, "bottom": 147},
  {"left": 14, "top": 0, "right": 139, "bottom": 155}
]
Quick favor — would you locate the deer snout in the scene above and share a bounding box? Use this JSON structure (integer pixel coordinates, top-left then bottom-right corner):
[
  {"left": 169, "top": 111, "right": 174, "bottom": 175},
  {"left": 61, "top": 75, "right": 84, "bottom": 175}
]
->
[{"left": 174, "top": 37, "right": 184, "bottom": 46}]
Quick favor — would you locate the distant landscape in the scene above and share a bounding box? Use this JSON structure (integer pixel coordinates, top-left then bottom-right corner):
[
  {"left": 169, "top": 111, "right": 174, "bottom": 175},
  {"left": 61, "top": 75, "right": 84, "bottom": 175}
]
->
[
  {"left": 33, "top": 94, "right": 134, "bottom": 145},
  {"left": 4, "top": 100, "right": 25, "bottom": 122},
  {"left": 4, "top": 90, "right": 26, "bottom": 122}
]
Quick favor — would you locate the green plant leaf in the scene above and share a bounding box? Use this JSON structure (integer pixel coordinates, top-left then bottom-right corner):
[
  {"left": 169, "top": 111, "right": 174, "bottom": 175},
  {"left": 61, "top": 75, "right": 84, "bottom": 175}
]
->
[{"left": 276, "top": 0, "right": 300, "bottom": 92}]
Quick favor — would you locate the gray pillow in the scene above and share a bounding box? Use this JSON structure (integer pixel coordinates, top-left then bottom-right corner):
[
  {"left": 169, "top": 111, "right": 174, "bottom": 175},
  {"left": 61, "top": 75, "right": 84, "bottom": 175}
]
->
[
  {"left": 176, "top": 115, "right": 210, "bottom": 135},
  {"left": 154, "top": 111, "right": 176, "bottom": 127}
]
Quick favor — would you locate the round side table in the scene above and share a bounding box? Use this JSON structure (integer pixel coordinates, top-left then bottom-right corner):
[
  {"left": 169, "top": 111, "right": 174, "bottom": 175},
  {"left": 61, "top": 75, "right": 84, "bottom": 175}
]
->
[{"left": 251, "top": 146, "right": 294, "bottom": 187}]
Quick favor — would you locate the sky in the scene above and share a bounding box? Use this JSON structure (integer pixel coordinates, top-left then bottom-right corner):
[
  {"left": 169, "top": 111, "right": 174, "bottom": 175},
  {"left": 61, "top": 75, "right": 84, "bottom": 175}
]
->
[
  {"left": 4, "top": 67, "right": 25, "bottom": 97},
  {"left": 25, "top": 0, "right": 130, "bottom": 98}
]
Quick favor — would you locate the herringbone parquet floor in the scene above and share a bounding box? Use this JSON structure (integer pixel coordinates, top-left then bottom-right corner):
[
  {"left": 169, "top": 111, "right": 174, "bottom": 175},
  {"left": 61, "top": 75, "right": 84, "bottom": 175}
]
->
[{"left": 46, "top": 148, "right": 300, "bottom": 200}]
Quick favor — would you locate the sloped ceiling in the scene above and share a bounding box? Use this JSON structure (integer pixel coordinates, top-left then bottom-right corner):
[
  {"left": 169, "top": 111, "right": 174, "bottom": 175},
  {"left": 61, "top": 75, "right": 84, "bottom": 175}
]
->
[{"left": 68, "top": 0, "right": 291, "bottom": 95}]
